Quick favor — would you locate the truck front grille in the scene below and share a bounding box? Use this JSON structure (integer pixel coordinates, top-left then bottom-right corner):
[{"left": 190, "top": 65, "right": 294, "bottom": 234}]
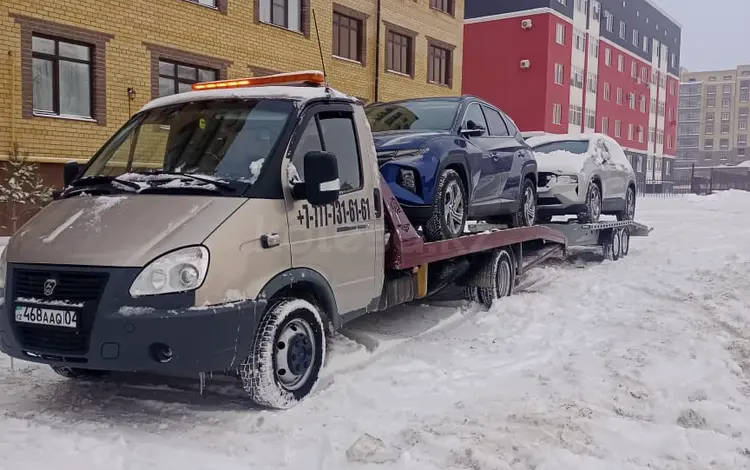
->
[{"left": 12, "top": 268, "right": 109, "bottom": 355}]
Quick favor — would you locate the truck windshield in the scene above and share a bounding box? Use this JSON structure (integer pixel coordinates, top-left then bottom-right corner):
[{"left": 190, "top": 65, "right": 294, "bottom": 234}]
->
[
  {"left": 82, "top": 99, "right": 294, "bottom": 188},
  {"left": 532, "top": 140, "right": 590, "bottom": 155},
  {"left": 365, "top": 99, "right": 458, "bottom": 132}
]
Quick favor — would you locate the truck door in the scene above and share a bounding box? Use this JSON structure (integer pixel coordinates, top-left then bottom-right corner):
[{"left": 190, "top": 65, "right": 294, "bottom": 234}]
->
[{"left": 283, "top": 103, "right": 379, "bottom": 317}]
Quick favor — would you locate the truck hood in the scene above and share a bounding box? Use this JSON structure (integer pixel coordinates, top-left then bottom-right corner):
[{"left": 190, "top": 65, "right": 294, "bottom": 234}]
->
[
  {"left": 6, "top": 195, "right": 245, "bottom": 267},
  {"left": 372, "top": 130, "right": 448, "bottom": 152},
  {"left": 534, "top": 151, "right": 590, "bottom": 175}
]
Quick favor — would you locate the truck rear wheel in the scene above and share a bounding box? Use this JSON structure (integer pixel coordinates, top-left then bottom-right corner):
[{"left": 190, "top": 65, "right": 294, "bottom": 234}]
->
[
  {"left": 465, "top": 248, "right": 516, "bottom": 308},
  {"left": 240, "top": 298, "right": 326, "bottom": 410}
]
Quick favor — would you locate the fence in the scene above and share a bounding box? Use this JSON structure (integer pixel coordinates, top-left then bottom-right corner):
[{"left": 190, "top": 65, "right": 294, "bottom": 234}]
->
[{"left": 637, "top": 164, "right": 750, "bottom": 198}]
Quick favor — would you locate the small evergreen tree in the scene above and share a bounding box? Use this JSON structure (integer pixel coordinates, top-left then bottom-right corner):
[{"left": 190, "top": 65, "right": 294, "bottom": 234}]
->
[{"left": 0, "top": 149, "right": 54, "bottom": 234}]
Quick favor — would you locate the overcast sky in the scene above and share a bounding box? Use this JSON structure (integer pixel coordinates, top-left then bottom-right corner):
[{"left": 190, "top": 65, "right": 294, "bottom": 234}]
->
[{"left": 650, "top": 0, "right": 749, "bottom": 71}]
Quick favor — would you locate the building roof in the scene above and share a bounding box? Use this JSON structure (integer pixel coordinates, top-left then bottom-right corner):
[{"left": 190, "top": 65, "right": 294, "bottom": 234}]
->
[{"left": 139, "top": 83, "right": 356, "bottom": 113}]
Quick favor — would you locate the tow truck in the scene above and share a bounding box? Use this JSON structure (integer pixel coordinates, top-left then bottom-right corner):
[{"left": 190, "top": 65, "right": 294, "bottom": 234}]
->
[{"left": 0, "top": 71, "right": 651, "bottom": 409}]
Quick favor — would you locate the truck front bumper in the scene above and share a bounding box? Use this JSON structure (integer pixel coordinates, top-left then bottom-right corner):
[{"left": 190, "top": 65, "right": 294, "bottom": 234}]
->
[{"left": 0, "top": 263, "right": 266, "bottom": 377}]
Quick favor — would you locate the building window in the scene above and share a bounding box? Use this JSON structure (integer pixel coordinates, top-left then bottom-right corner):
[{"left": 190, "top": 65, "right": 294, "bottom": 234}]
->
[
  {"left": 556, "top": 23, "right": 566, "bottom": 45},
  {"left": 554, "top": 63, "right": 564, "bottom": 85},
  {"left": 636, "top": 155, "right": 643, "bottom": 172},
  {"left": 704, "top": 139, "right": 713, "bottom": 150},
  {"left": 740, "top": 120, "right": 748, "bottom": 131},
  {"left": 552, "top": 103, "right": 562, "bottom": 125},
  {"left": 158, "top": 60, "right": 217, "bottom": 96},
  {"left": 259, "top": 0, "right": 303, "bottom": 31},
  {"left": 574, "top": 29, "right": 585, "bottom": 52},
  {"left": 707, "top": 85, "right": 716, "bottom": 96},
  {"left": 571, "top": 66, "right": 584, "bottom": 89},
  {"left": 632, "top": 29, "right": 639, "bottom": 47},
  {"left": 722, "top": 98, "right": 731, "bottom": 108},
  {"left": 602, "top": 117, "right": 609, "bottom": 134},
  {"left": 557, "top": 0, "right": 567, "bottom": 4},
  {"left": 738, "top": 135, "right": 747, "bottom": 147},
  {"left": 589, "top": 38, "right": 599, "bottom": 58},
  {"left": 587, "top": 73, "right": 597, "bottom": 93},
  {"left": 628, "top": 123, "right": 634, "bottom": 140},
  {"left": 669, "top": 81, "right": 675, "bottom": 95},
  {"left": 671, "top": 53, "right": 676, "bottom": 68},
  {"left": 721, "top": 123, "right": 730, "bottom": 134},
  {"left": 385, "top": 28, "right": 414, "bottom": 76},
  {"left": 427, "top": 42, "right": 452, "bottom": 86},
  {"left": 639, "top": 95, "right": 646, "bottom": 113},
  {"left": 640, "top": 67, "right": 648, "bottom": 83},
  {"left": 631, "top": 62, "right": 637, "bottom": 79},
  {"left": 721, "top": 112, "right": 730, "bottom": 121},
  {"left": 569, "top": 104, "right": 582, "bottom": 126},
  {"left": 637, "top": 125, "right": 644, "bottom": 142},
  {"left": 31, "top": 35, "right": 93, "bottom": 118},
  {"left": 705, "top": 124, "right": 714, "bottom": 134},
  {"left": 585, "top": 108, "right": 595, "bottom": 129},
  {"left": 706, "top": 112, "right": 715, "bottom": 121},
  {"left": 628, "top": 92, "right": 635, "bottom": 109},
  {"left": 708, "top": 76, "right": 717, "bottom": 81},
  {"left": 723, "top": 84, "right": 732, "bottom": 94},
  {"left": 332, "top": 11, "right": 364, "bottom": 63},
  {"left": 605, "top": 48, "right": 611, "bottom": 66},
  {"left": 616, "top": 87, "right": 623, "bottom": 105},
  {"left": 720, "top": 138, "right": 729, "bottom": 150},
  {"left": 642, "top": 35, "right": 648, "bottom": 53},
  {"left": 617, "top": 55, "right": 624, "bottom": 72},
  {"left": 615, "top": 120, "right": 622, "bottom": 137},
  {"left": 604, "top": 10, "right": 613, "bottom": 32},
  {"left": 429, "top": 0, "right": 453, "bottom": 15},
  {"left": 604, "top": 82, "right": 611, "bottom": 101},
  {"left": 619, "top": 21, "right": 626, "bottom": 40},
  {"left": 707, "top": 98, "right": 716, "bottom": 108}
]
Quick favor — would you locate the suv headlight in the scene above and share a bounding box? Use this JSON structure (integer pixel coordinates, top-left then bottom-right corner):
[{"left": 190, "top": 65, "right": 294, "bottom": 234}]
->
[
  {"left": 556, "top": 175, "right": 579, "bottom": 184},
  {"left": 129, "top": 246, "right": 209, "bottom": 297}
]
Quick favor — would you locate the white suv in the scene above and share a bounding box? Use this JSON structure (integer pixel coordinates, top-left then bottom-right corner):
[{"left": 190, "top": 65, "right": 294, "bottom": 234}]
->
[{"left": 526, "top": 133, "right": 637, "bottom": 223}]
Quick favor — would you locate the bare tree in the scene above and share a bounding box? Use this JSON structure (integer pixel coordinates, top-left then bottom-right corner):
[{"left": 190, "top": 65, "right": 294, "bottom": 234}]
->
[{"left": 0, "top": 148, "right": 54, "bottom": 234}]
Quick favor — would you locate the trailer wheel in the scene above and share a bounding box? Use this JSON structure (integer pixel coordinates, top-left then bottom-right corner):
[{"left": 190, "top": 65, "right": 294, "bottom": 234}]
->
[
  {"left": 620, "top": 227, "right": 630, "bottom": 257},
  {"left": 469, "top": 248, "right": 516, "bottom": 308},
  {"left": 50, "top": 366, "right": 109, "bottom": 381},
  {"left": 604, "top": 229, "right": 622, "bottom": 261},
  {"left": 240, "top": 298, "right": 326, "bottom": 409}
]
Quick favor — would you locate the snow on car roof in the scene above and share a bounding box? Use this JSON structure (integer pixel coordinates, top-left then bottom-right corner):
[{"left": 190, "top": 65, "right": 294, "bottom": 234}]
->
[
  {"left": 139, "top": 84, "right": 356, "bottom": 113},
  {"left": 526, "top": 132, "right": 604, "bottom": 148}
]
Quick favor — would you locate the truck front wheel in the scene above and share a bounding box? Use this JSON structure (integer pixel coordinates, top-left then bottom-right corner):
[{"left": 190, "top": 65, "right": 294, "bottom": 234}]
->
[{"left": 240, "top": 298, "right": 326, "bottom": 409}]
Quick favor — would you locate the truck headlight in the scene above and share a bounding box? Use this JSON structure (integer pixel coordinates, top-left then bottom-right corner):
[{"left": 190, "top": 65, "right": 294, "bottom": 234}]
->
[
  {"left": 556, "top": 175, "right": 578, "bottom": 184},
  {"left": 129, "top": 246, "right": 209, "bottom": 297}
]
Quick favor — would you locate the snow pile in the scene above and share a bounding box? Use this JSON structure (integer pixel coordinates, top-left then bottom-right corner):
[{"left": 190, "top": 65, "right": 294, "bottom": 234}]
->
[{"left": 1, "top": 191, "right": 750, "bottom": 469}]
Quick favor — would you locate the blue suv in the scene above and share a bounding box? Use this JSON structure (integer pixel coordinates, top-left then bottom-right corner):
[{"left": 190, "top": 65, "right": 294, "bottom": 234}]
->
[{"left": 366, "top": 96, "right": 538, "bottom": 241}]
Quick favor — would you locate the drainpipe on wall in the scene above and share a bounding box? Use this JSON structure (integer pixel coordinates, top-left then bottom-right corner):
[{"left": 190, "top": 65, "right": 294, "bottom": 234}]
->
[
  {"left": 8, "top": 50, "right": 16, "bottom": 156},
  {"left": 374, "top": 0, "right": 382, "bottom": 102}
]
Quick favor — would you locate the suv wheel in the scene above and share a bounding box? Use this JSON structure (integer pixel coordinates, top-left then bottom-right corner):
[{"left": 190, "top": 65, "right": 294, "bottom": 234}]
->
[
  {"left": 578, "top": 180, "right": 602, "bottom": 224},
  {"left": 240, "top": 298, "right": 326, "bottom": 409},
  {"left": 424, "top": 169, "right": 468, "bottom": 241},
  {"left": 616, "top": 185, "right": 636, "bottom": 221},
  {"left": 509, "top": 178, "right": 537, "bottom": 228},
  {"left": 51, "top": 366, "right": 109, "bottom": 381}
]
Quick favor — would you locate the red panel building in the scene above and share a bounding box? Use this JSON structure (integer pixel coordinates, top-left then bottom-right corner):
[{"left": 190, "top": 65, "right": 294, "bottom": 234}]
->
[{"left": 463, "top": 0, "right": 682, "bottom": 183}]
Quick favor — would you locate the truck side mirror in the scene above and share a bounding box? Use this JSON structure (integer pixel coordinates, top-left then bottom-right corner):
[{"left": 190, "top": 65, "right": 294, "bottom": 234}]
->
[
  {"left": 63, "top": 161, "right": 80, "bottom": 188},
  {"left": 303, "top": 151, "right": 340, "bottom": 206}
]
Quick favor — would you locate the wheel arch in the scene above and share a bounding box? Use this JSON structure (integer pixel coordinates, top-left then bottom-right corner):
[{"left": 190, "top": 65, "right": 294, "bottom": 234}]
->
[
  {"left": 438, "top": 151, "right": 472, "bottom": 198},
  {"left": 258, "top": 268, "right": 340, "bottom": 329}
]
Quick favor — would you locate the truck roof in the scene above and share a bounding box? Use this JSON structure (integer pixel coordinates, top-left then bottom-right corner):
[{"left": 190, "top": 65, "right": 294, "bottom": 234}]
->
[{"left": 139, "top": 83, "right": 357, "bottom": 114}]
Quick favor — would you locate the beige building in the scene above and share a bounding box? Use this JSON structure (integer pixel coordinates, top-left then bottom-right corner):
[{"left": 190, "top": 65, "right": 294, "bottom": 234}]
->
[
  {"left": 677, "top": 65, "right": 750, "bottom": 167},
  {"left": 0, "top": 0, "right": 464, "bottom": 233}
]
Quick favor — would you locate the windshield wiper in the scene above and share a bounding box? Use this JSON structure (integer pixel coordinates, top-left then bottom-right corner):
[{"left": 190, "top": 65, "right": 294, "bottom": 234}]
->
[
  {"left": 137, "top": 171, "right": 236, "bottom": 192},
  {"left": 69, "top": 175, "right": 142, "bottom": 192}
]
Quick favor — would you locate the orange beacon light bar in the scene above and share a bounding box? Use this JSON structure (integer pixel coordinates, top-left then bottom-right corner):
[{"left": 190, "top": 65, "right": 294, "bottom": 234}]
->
[{"left": 192, "top": 71, "right": 326, "bottom": 91}]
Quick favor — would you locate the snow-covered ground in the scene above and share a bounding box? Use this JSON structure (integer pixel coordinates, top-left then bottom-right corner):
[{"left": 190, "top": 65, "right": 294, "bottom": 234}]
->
[{"left": 2, "top": 191, "right": 750, "bottom": 470}]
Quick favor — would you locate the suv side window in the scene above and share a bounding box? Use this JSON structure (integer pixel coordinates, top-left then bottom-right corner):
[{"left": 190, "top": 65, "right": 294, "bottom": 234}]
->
[
  {"left": 481, "top": 105, "right": 510, "bottom": 136},
  {"left": 462, "top": 103, "right": 488, "bottom": 131},
  {"left": 500, "top": 112, "right": 520, "bottom": 137},
  {"left": 292, "top": 111, "right": 363, "bottom": 193}
]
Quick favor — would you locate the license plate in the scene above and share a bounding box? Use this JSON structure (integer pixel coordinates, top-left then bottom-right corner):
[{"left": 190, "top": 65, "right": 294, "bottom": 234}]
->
[{"left": 14, "top": 305, "right": 78, "bottom": 329}]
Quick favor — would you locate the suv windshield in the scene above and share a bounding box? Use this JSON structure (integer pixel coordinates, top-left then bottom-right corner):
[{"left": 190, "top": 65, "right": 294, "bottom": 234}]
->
[
  {"left": 532, "top": 140, "right": 590, "bottom": 155},
  {"left": 365, "top": 99, "right": 458, "bottom": 132},
  {"left": 80, "top": 99, "right": 294, "bottom": 193}
]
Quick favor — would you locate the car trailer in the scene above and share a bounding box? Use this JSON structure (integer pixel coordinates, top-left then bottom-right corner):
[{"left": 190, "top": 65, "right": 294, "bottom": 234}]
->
[{"left": 379, "top": 178, "right": 652, "bottom": 310}]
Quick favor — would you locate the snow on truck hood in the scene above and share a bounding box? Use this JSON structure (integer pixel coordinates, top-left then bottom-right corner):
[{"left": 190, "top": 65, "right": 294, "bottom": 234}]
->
[
  {"left": 533, "top": 150, "right": 589, "bottom": 175},
  {"left": 5, "top": 195, "right": 244, "bottom": 267}
]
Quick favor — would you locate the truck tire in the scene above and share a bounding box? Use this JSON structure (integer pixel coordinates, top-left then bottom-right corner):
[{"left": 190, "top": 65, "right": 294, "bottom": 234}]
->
[
  {"left": 620, "top": 227, "right": 630, "bottom": 257},
  {"left": 603, "top": 228, "right": 621, "bottom": 261},
  {"left": 508, "top": 178, "right": 537, "bottom": 228},
  {"left": 466, "top": 248, "right": 516, "bottom": 308},
  {"left": 578, "top": 180, "right": 602, "bottom": 224},
  {"left": 240, "top": 298, "right": 326, "bottom": 409},
  {"left": 51, "top": 366, "right": 109, "bottom": 381},
  {"left": 424, "top": 169, "right": 467, "bottom": 241}
]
